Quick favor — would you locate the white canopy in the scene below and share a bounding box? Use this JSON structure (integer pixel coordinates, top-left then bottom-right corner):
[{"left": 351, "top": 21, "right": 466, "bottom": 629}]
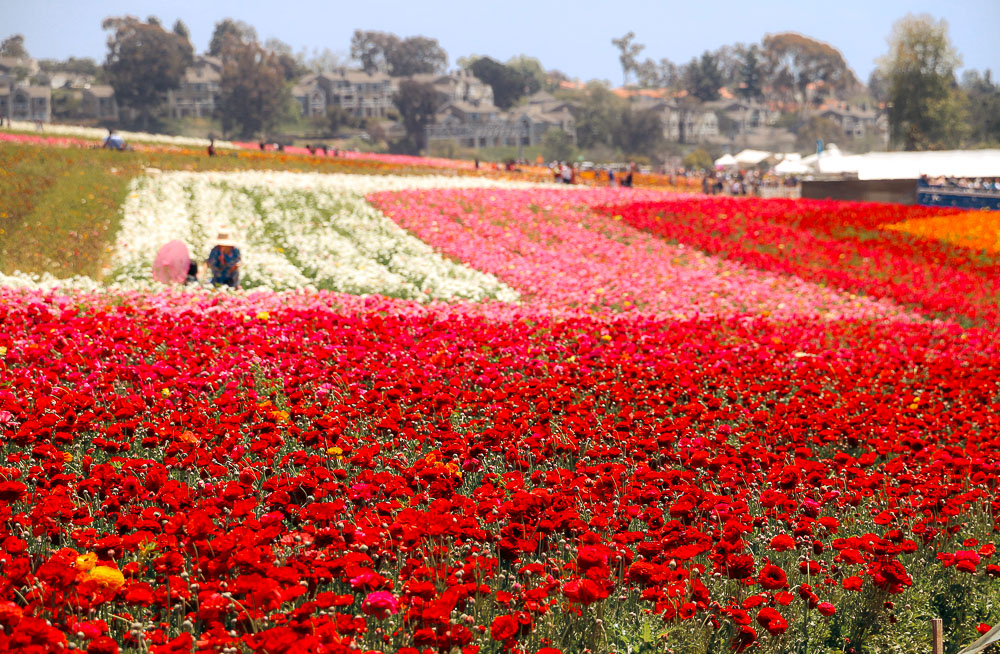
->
[
  {"left": 854, "top": 149, "right": 1000, "bottom": 180},
  {"left": 800, "top": 147, "right": 1000, "bottom": 180},
  {"left": 774, "top": 154, "right": 809, "bottom": 175},
  {"left": 714, "top": 153, "right": 738, "bottom": 169},
  {"left": 734, "top": 149, "right": 774, "bottom": 166}
]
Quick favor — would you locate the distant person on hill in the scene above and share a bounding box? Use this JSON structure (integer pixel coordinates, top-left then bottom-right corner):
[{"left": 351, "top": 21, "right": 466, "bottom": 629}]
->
[
  {"left": 103, "top": 129, "right": 125, "bottom": 151},
  {"left": 207, "top": 138, "right": 216, "bottom": 157},
  {"left": 207, "top": 229, "right": 241, "bottom": 289}
]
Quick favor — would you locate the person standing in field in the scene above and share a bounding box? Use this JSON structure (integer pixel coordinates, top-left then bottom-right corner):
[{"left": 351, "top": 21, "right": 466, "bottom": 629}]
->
[{"left": 207, "top": 229, "right": 241, "bottom": 289}]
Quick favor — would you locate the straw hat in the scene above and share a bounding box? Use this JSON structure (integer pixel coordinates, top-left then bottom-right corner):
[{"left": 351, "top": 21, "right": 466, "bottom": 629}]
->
[{"left": 215, "top": 228, "right": 238, "bottom": 247}]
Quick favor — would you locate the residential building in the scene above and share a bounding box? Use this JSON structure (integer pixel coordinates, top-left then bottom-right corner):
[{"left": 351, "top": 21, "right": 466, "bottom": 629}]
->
[
  {"left": 636, "top": 97, "right": 719, "bottom": 143},
  {"left": 706, "top": 98, "right": 781, "bottom": 136},
  {"left": 409, "top": 70, "right": 494, "bottom": 107},
  {"left": 294, "top": 70, "right": 395, "bottom": 119},
  {"left": 819, "top": 103, "right": 885, "bottom": 140},
  {"left": 0, "top": 80, "right": 51, "bottom": 122},
  {"left": 292, "top": 78, "right": 326, "bottom": 118},
  {"left": 425, "top": 94, "right": 577, "bottom": 150},
  {"left": 80, "top": 85, "right": 119, "bottom": 121},
  {"left": 166, "top": 56, "right": 222, "bottom": 119}
]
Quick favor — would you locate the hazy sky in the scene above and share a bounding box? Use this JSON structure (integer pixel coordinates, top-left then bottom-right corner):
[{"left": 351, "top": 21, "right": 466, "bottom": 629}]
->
[{"left": 6, "top": 0, "right": 999, "bottom": 84}]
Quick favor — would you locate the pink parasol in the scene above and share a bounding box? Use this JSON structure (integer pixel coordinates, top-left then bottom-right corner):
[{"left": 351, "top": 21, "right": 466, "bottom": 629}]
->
[{"left": 152, "top": 240, "right": 191, "bottom": 284}]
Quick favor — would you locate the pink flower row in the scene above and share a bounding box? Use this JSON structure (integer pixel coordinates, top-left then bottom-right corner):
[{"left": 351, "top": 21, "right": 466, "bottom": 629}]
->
[{"left": 368, "top": 188, "right": 921, "bottom": 322}]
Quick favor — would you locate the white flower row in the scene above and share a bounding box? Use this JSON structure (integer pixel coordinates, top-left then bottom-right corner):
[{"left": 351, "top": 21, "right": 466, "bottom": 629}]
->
[
  {"left": 4, "top": 120, "right": 236, "bottom": 149},
  {"left": 3, "top": 171, "right": 556, "bottom": 301}
]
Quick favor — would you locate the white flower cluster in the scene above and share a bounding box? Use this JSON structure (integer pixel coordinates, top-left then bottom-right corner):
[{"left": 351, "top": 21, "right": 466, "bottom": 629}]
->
[
  {"left": 5, "top": 120, "right": 235, "bottom": 149},
  {"left": 3, "top": 171, "right": 555, "bottom": 303}
]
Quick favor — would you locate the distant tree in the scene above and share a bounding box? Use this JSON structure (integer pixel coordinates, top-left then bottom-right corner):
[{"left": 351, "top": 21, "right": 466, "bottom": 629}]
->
[
  {"left": 0, "top": 34, "right": 29, "bottom": 59},
  {"left": 327, "top": 105, "right": 357, "bottom": 134},
  {"left": 634, "top": 57, "right": 677, "bottom": 89},
  {"left": 469, "top": 57, "right": 528, "bottom": 109},
  {"left": 505, "top": 55, "right": 546, "bottom": 95},
  {"left": 303, "top": 48, "right": 348, "bottom": 73},
  {"left": 172, "top": 20, "right": 191, "bottom": 41},
  {"left": 737, "top": 45, "right": 765, "bottom": 100},
  {"left": 102, "top": 16, "right": 193, "bottom": 129},
  {"left": 713, "top": 44, "right": 745, "bottom": 88},
  {"left": 387, "top": 36, "right": 447, "bottom": 76},
  {"left": 351, "top": 30, "right": 446, "bottom": 76},
  {"left": 350, "top": 30, "right": 395, "bottom": 74},
  {"left": 574, "top": 81, "right": 626, "bottom": 149},
  {"left": 264, "top": 38, "right": 307, "bottom": 81},
  {"left": 962, "top": 70, "right": 1000, "bottom": 145},
  {"left": 393, "top": 79, "right": 439, "bottom": 153},
  {"left": 867, "top": 69, "right": 888, "bottom": 104},
  {"left": 613, "top": 105, "right": 664, "bottom": 155},
  {"left": 682, "top": 147, "right": 713, "bottom": 170},
  {"left": 541, "top": 128, "right": 575, "bottom": 162},
  {"left": 146, "top": 16, "right": 162, "bottom": 28},
  {"left": 877, "top": 14, "right": 964, "bottom": 149},
  {"left": 217, "top": 39, "right": 289, "bottom": 138},
  {"left": 762, "top": 32, "right": 859, "bottom": 102},
  {"left": 683, "top": 51, "right": 722, "bottom": 102},
  {"left": 38, "top": 57, "right": 99, "bottom": 76},
  {"left": 611, "top": 32, "right": 645, "bottom": 86},
  {"left": 209, "top": 19, "right": 258, "bottom": 56}
]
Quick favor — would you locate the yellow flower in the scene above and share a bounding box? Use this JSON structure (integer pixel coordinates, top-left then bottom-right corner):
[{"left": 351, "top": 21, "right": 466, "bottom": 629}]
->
[
  {"left": 257, "top": 311, "right": 270, "bottom": 321},
  {"left": 161, "top": 388, "right": 171, "bottom": 397},
  {"left": 271, "top": 409, "right": 289, "bottom": 423},
  {"left": 0, "top": 346, "right": 6, "bottom": 358},
  {"left": 89, "top": 566, "right": 125, "bottom": 591},
  {"left": 327, "top": 446, "right": 343, "bottom": 456},
  {"left": 76, "top": 552, "right": 98, "bottom": 572}
]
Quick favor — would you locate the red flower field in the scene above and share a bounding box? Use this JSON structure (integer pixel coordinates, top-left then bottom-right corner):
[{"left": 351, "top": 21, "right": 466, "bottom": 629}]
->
[{"left": 1, "top": 175, "right": 999, "bottom": 653}]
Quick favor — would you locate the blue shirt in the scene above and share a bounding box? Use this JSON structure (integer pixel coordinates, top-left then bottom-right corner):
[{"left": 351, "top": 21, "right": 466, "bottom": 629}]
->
[{"left": 207, "top": 246, "right": 241, "bottom": 286}]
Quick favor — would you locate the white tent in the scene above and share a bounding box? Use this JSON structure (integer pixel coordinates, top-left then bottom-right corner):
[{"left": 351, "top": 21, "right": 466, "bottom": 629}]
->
[
  {"left": 854, "top": 149, "right": 1000, "bottom": 180},
  {"left": 714, "top": 153, "right": 738, "bottom": 169},
  {"left": 799, "top": 147, "right": 1000, "bottom": 180},
  {"left": 734, "top": 149, "right": 773, "bottom": 166},
  {"left": 774, "top": 153, "right": 809, "bottom": 175}
]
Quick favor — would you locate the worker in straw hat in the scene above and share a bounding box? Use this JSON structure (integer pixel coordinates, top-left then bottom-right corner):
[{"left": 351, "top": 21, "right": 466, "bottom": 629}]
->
[{"left": 206, "top": 228, "right": 242, "bottom": 289}]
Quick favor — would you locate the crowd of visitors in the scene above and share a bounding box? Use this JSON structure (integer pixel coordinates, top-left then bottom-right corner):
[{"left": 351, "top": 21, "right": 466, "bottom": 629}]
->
[{"left": 920, "top": 175, "right": 1000, "bottom": 193}]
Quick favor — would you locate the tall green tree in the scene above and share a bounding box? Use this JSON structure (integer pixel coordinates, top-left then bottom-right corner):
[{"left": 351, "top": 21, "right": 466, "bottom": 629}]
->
[
  {"left": 877, "top": 13, "right": 964, "bottom": 149},
  {"left": 611, "top": 32, "right": 645, "bottom": 86},
  {"left": 0, "top": 34, "right": 29, "bottom": 59},
  {"left": 393, "top": 80, "right": 439, "bottom": 153},
  {"left": 102, "top": 16, "right": 193, "bottom": 129},
  {"left": 217, "top": 39, "right": 289, "bottom": 139},
  {"left": 541, "top": 128, "right": 575, "bottom": 162},
  {"left": 762, "top": 32, "right": 859, "bottom": 102},
  {"left": 574, "top": 81, "right": 625, "bottom": 149},
  {"left": 208, "top": 19, "right": 258, "bottom": 57},
  {"left": 613, "top": 105, "right": 664, "bottom": 155},
  {"left": 962, "top": 70, "right": 1000, "bottom": 145},
  {"left": 350, "top": 30, "right": 446, "bottom": 76},
  {"left": 683, "top": 51, "right": 723, "bottom": 102},
  {"left": 468, "top": 57, "right": 527, "bottom": 109},
  {"left": 505, "top": 55, "right": 545, "bottom": 95},
  {"left": 737, "top": 45, "right": 765, "bottom": 100},
  {"left": 172, "top": 20, "right": 190, "bottom": 41}
]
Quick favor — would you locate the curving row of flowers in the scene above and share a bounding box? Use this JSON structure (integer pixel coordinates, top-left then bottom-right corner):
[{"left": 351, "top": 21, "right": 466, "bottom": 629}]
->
[
  {"left": 594, "top": 196, "right": 1000, "bottom": 325},
  {"left": 368, "top": 187, "right": 922, "bottom": 322}
]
